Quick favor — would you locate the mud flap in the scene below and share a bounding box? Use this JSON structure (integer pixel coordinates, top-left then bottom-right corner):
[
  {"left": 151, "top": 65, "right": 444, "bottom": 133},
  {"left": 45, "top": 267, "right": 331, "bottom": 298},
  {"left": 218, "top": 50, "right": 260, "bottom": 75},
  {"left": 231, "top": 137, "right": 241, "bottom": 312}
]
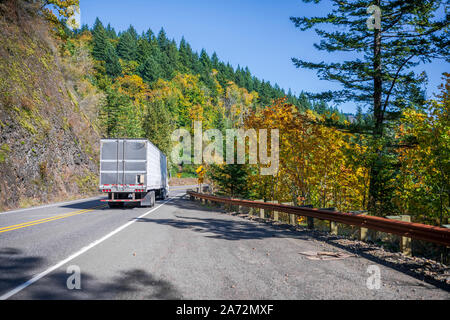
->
[{"left": 141, "top": 191, "right": 155, "bottom": 207}]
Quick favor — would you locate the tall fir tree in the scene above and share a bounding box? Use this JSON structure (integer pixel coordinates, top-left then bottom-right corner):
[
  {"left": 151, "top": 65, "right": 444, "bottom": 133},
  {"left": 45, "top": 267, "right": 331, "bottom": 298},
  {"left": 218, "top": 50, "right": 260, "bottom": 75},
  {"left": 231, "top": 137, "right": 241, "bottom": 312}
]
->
[
  {"left": 117, "top": 32, "right": 137, "bottom": 61},
  {"left": 208, "top": 164, "right": 251, "bottom": 198},
  {"left": 138, "top": 55, "right": 163, "bottom": 83},
  {"left": 105, "top": 42, "right": 122, "bottom": 78},
  {"left": 291, "top": 0, "right": 449, "bottom": 215},
  {"left": 92, "top": 18, "right": 108, "bottom": 61}
]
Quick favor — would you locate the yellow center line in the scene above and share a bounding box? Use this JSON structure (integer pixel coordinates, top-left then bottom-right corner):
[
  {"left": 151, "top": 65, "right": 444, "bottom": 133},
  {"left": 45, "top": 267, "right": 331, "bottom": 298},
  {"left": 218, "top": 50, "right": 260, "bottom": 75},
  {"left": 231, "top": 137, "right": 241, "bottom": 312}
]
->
[
  {"left": 0, "top": 207, "right": 97, "bottom": 231},
  {"left": 0, "top": 205, "right": 106, "bottom": 234},
  {"left": 0, "top": 205, "right": 105, "bottom": 231}
]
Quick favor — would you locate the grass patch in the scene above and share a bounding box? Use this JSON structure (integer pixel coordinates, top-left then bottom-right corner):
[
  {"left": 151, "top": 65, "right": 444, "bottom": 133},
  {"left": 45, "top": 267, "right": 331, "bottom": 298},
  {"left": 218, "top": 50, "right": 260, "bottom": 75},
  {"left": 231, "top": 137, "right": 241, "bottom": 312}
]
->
[{"left": 0, "top": 144, "right": 11, "bottom": 163}]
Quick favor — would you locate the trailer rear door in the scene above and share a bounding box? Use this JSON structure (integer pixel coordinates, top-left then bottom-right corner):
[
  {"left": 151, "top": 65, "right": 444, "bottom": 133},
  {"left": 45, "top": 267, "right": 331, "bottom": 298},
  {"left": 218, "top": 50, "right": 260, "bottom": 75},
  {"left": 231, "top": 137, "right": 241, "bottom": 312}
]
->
[{"left": 100, "top": 139, "right": 147, "bottom": 189}]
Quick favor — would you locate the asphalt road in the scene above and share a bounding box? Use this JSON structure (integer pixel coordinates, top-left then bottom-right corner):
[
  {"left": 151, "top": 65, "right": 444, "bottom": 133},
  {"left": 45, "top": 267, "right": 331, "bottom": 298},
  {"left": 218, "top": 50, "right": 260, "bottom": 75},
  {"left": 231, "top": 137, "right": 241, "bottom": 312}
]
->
[{"left": 0, "top": 186, "right": 448, "bottom": 300}]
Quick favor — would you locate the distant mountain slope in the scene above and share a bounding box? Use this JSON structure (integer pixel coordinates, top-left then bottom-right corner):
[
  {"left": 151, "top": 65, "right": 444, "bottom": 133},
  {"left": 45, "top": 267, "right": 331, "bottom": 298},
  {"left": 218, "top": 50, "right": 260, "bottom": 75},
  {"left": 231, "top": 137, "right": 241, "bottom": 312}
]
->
[{"left": 0, "top": 0, "right": 100, "bottom": 211}]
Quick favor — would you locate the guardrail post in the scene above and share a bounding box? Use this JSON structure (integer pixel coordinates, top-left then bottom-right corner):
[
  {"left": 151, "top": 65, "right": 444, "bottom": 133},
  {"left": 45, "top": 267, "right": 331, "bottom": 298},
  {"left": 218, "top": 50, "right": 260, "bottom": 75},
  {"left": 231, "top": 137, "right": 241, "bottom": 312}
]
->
[
  {"left": 386, "top": 215, "right": 412, "bottom": 256},
  {"left": 257, "top": 200, "right": 264, "bottom": 219},
  {"left": 299, "top": 205, "right": 314, "bottom": 229},
  {"left": 319, "top": 207, "right": 338, "bottom": 235},
  {"left": 400, "top": 215, "right": 412, "bottom": 256},
  {"left": 250, "top": 205, "right": 257, "bottom": 217},
  {"left": 360, "top": 226, "right": 368, "bottom": 241},
  {"left": 282, "top": 202, "right": 295, "bottom": 225},
  {"left": 330, "top": 221, "right": 338, "bottom": 236},
  {"left": 442, "top": 225, "right": 450, "bottom": 264},
  {"left": 355, "top": 211, "right": 369, "bottom": 241},
  {"left": 307, "top": 217, "right": 314, "bottom": 229},
  {"left": 269, "top": 201, "right": 278, "bottom": 221}
]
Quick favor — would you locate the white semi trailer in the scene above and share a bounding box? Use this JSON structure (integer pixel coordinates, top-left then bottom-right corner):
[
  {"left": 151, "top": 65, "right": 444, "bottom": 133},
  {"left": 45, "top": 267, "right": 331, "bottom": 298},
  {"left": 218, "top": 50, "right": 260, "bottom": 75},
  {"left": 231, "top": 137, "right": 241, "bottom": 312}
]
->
[{"left": 99, "top": 139, "right": 169, "bottom": 208}]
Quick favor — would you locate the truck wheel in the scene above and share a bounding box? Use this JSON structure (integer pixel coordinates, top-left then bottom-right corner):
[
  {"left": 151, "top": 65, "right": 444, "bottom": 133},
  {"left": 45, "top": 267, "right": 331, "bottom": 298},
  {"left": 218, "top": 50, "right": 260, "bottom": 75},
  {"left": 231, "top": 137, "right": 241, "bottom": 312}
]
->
[{"left": 151, "top": 191, "right": 156, "bottom": 207}]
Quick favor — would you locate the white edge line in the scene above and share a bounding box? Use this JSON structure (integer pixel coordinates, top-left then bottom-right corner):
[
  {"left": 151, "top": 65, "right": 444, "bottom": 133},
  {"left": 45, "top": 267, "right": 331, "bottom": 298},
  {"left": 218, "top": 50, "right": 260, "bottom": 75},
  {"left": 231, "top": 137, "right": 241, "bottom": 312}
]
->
[{"left": 0, "top": 198, "right": 173, "bottom": 300}]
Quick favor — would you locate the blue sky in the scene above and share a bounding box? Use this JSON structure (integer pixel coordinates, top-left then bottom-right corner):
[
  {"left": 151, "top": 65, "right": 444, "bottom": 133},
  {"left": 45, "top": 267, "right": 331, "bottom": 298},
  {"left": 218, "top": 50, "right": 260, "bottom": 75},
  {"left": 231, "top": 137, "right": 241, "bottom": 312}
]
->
[{"left": 79, "top": 0, "right": 448, "bottom": 114}]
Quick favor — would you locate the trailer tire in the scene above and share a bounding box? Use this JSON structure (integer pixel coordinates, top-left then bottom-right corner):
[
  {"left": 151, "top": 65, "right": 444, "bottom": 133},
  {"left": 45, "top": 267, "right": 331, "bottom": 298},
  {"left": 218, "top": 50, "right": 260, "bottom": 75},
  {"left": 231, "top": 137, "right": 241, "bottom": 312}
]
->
[
  {"left": 149, "top": 191, "right": 156, "bottom": 208},
  {"left": 158, "top": 188, "right": 168, "bottom": 200}
]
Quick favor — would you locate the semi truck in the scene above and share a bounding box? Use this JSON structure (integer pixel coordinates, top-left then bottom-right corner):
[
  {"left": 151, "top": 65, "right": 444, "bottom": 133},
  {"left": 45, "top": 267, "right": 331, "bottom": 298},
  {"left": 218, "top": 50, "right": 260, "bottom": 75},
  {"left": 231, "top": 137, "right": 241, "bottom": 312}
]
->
[{"left": 99, "top": 138, "right": 169, "bottom": 208}]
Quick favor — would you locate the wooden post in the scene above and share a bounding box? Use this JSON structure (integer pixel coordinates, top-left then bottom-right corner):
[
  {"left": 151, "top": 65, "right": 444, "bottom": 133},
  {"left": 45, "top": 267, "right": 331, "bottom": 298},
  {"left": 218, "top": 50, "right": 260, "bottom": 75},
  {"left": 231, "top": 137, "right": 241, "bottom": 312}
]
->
[
  {"left": 386, "top": 215, "right": 412, "bottom": 256},
  {"left": 282, "top": 202, "right": 295, "bottom": 225},
  {"left": 258, "top": 200, "right": 264, "bottom": 219},
  {"left": 247, "top": 205, "right": 253, "bottom": 216},
  {"left": 270, "top": 200, "right": 278, "bottom": 221},
  {"left": 330, "top": 221, "right": 338, "bottom": 236},
  {"left": 400, "top": 215, "right": 412, "bottom": 256},
  {"left": 442, "top": 225, "right": 450, "bottom": 265},
  {"left": 355, "top": 211, "right": 369, "bottom": 241},
  {"left": 360, "top": 226, "right": 369, "bottom": 241},
  {"left": 307, "top": 216, "right": 314, "bottom": 230},
  {"left": 299, "top": 205, "right": 314, "bottom": 229}
]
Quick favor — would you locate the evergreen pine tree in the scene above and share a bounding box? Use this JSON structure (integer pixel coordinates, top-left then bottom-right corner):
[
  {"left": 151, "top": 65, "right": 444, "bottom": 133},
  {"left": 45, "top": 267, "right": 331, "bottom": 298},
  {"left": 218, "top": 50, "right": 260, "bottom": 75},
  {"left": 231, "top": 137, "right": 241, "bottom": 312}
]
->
[
  {"left": 208, "top": 164, "right": 251, "bottom": 198},
  {"left": 105, "top": 42, "right": 122, "bottom": 78},
  {"left": 106, "top": 23, "right": 117, "bottom": 39},
  {"left": 117, "top": 32, "right": 137, "bottom": 61},
  {"left": 136, "top": 38, "right": 152, "bottom": 64},
  {"left": 138, "top": 56, "right": 163, "bottom": 83},
  {"left": 92, "top": 18, "right": 108, "bottom": 61}
]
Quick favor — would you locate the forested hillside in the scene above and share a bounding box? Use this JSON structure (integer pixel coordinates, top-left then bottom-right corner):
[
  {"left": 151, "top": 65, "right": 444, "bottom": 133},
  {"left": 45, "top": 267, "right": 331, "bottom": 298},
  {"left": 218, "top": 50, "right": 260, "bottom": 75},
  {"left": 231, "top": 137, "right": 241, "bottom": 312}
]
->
[{"left": 74, "top": 18, "right": 345, "bottom": 150}]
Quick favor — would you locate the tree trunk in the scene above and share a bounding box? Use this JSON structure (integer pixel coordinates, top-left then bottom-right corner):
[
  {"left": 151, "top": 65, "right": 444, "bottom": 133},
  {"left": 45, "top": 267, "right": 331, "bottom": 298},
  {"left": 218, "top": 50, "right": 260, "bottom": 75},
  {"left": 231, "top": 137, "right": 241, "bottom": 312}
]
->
[{"left": 368, "top": 3, "right": 383, "bottom": 216}]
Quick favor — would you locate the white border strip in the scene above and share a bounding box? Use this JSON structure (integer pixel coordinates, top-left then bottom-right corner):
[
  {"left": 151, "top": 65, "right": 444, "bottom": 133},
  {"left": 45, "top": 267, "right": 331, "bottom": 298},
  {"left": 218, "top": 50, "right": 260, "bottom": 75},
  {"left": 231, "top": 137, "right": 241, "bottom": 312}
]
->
[{"left": 0, "top": 198, "right": 172, "bottom": 300}]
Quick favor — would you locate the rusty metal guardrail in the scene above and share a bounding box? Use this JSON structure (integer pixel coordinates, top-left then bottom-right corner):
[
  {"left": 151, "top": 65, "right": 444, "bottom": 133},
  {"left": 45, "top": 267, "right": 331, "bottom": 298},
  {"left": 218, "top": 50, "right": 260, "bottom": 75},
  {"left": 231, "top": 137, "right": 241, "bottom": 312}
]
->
[{"left": 187, "top": 191, "right": 450, "bottom": 247}]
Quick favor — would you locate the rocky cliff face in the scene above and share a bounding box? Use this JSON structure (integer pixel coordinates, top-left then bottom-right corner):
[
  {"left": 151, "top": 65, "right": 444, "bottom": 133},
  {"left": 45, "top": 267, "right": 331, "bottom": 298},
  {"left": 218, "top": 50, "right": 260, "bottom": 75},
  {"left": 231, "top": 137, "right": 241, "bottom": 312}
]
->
[{"left": 0, "top": 0, "right": 101, "bottom": 210}]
